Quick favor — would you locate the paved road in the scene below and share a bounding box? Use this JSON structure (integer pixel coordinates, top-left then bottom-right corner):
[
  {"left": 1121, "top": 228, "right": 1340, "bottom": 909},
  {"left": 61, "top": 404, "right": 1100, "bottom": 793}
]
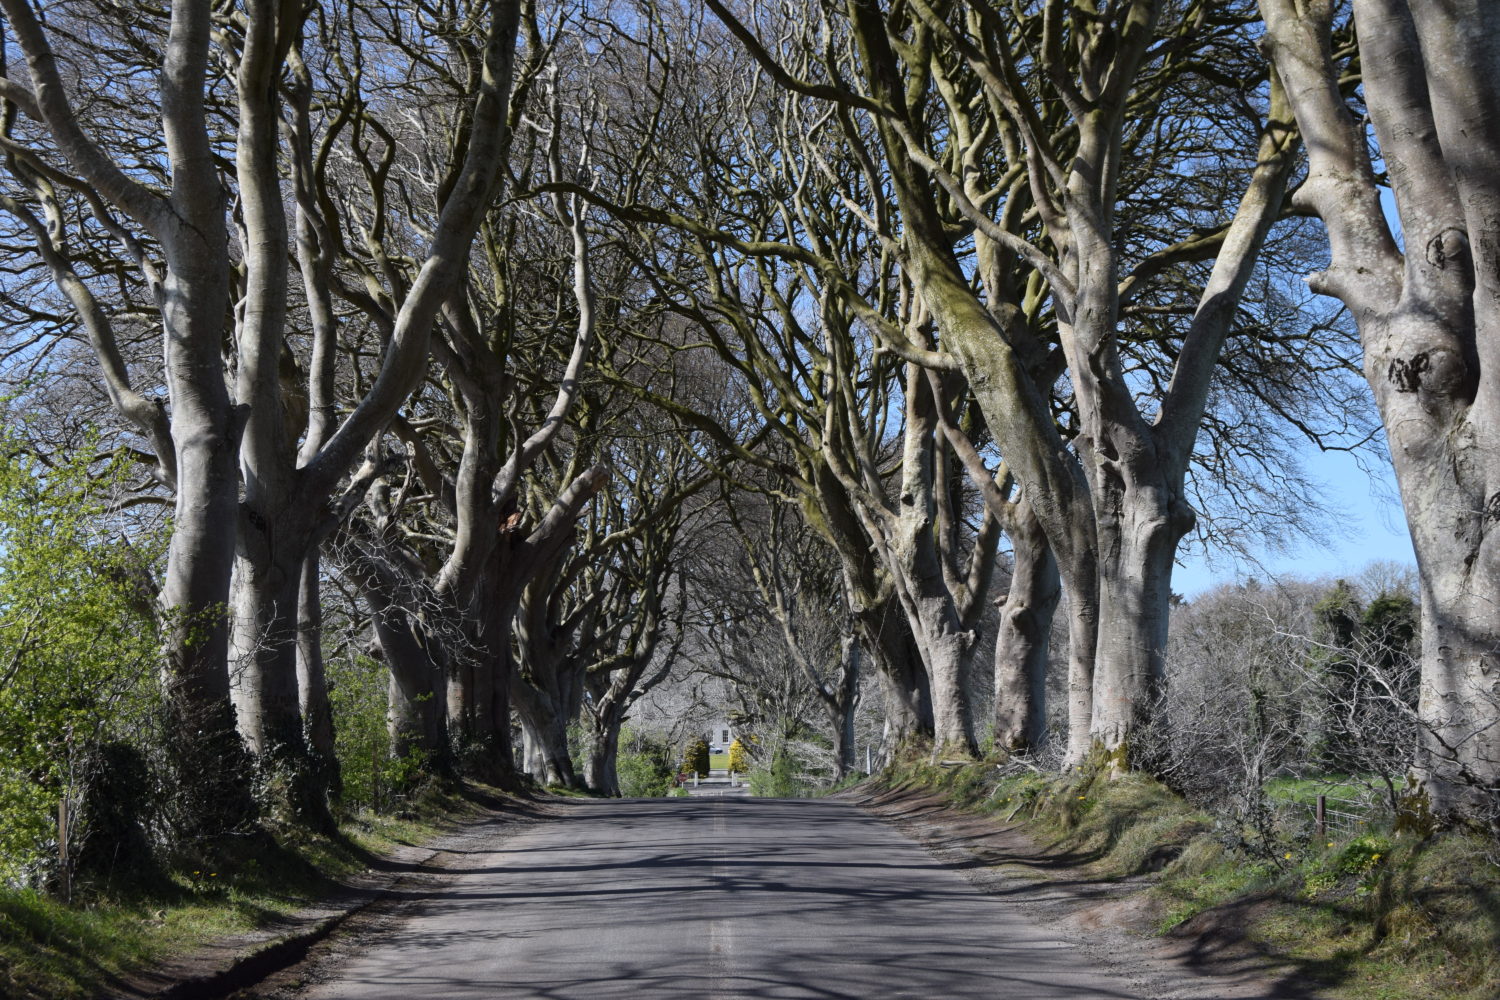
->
[{"left": 301, "top": 797, "right": 1192, "bottom": 999}]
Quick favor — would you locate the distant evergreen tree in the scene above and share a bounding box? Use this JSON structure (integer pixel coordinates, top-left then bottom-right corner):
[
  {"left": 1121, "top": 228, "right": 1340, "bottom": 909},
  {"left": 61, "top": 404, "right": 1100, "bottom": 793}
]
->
[
  {"left": 1312, "top": 580, "right": 1364, "bottom": 773},
  {"left": 727, "top": 740, "right": 749, "bottom": 773},
  {"left": 1362, "top": 592, "right": 1419, "bottom": 708},
  {"left": 682, "top": 738, "right": 710, "bottom": 777}
]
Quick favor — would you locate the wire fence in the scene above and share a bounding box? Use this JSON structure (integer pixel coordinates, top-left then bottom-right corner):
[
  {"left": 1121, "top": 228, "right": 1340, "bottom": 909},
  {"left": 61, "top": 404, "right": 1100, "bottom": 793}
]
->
[{"left": 1312, "top": 787, "right": 1393, "bottom": 840}]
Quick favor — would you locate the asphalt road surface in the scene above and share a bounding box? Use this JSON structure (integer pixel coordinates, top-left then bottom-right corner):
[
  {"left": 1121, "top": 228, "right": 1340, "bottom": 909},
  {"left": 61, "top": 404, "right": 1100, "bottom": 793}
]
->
[{"left": 302, "top": 797, "right": 1202, "bottom": 999}]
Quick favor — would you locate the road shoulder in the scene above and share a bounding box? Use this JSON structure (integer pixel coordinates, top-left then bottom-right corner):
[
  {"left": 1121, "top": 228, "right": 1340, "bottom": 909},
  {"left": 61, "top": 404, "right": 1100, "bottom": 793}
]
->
[
  {"left": 844, "top": 781, "right": 1327, "bottom": 1000},
  {"left": 116, "top": 791, "right": 560, "bottom": 1000}
]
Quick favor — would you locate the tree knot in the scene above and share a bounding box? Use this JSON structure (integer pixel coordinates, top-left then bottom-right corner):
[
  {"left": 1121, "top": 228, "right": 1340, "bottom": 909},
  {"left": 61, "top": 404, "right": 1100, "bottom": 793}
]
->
[
  {"left": 1388, "top": 352, "right": 1432, "bottom": 393},
  {"left": 1425, "top": 227, "right": 1470, "bottom": 271},
  {"left": 1485, "top": 491, "right": 1500, "bottom": 523}
]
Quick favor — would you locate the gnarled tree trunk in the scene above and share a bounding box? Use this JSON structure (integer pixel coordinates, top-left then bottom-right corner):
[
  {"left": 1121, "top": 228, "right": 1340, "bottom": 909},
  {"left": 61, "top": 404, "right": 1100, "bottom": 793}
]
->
[
  {"left": 1261, "top": 0, "right": 1500, "bottom": 822},
  {"left": 994, "top": 501, "right": 1061, "bottom": 753}
]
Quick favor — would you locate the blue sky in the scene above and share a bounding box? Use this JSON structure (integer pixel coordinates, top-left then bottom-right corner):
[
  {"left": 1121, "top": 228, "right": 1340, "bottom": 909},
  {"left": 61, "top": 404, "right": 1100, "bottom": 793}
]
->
[
  {"left": 1173, "top": 446, "right": 1416, "bottom": 598},
  {"left": 1172, "top": 177, "right": 1414, "bottom": 600}
]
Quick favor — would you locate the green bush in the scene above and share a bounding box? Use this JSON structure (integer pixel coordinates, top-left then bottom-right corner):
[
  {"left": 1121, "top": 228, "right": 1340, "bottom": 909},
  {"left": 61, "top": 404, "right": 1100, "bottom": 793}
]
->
[
  {"left": 1337, "top": 833, "right": 1392, "bottom": 875},
  {"left": 325, "top": 653, "right": 437, "bottom": 812},
  {"left": 682, "top": 737, "right": 710, "bottom": 778},
  {"left": 727, "top": 739, "right": 749, "bottom": 773},
  {"left": 617, "top": 728, "right": 675, "bottom": 797},
  {"left": 749, "top": 749, "right": 798, "bottom": 798},
  {"left": 0, "top": 441, "right": 162, "bottom": 887}
]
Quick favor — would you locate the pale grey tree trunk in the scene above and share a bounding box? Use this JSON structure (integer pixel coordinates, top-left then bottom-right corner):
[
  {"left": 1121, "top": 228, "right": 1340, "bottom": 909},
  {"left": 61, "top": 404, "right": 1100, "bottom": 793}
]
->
[
  {"left": 1087, "top": 481, "right": 1196, "bottom": 755},
  {"left": 931, "top": 389, "right": 1063, "bottom": 758},
  {"left": 338, "top": 538, "right": 448, "bottom": 763},
  {"left": 841, "top": 366, "right": 996, "bottom": 759},
  {"left": 827, "top": 636, "right": 861, "bottom": 781},
  {"left": 225, "top": 0, "right": 310, "bottom": 811},
  {"left": 994, "top": 502, "right": 1061, "bottom": 753},
  {"left": 388, "top": 647, "right": 445, "bottom": 766},
  {"left": 512, "top": 619, "right": 582, "bottom": 789},
  {"left": 910, "top": 619, "right": 977, "bottom": 756},
  {"left": 295, "top": 556, "right": 336, "bottom": 774},
  {"left": 817, "top": 477, "right": 934, "bottom": 747},
  {"left": 511, "top": 681, "right": 578, "bottom": 788},
  {"left": 0, "top": 0, "right": 263, "bottom": 833},
  {"left": 584, "top": 718, "right": 622, "bottom": 797},
  {"left": 581, "top": 574, "right": 684, "bottom": 797},
  {"left": 1261, "top": 0, "right": 1500, "bottom": 821},
  {"left": 228, "top": 552, "right": 307, "bottom": 757},
  {"left": 518, "top": 722, "right": 542, "bottom": 782},
  {"left": 1064, "top": 584, "right": 1101, "bottom": 767},
  {"left": 882, "top": 521, "right": 982, "bottom": 758},
  {"left": 858, "top": 601, "right": 932, "bottom": 747},
  {"left": 1060, "top": 94, "right": 1293, "bottom": 760},
  {"left": 448, "top": 559, "right": 517, "bottom": 781},
  {"left": 475, "top": 468, "right": 606, "bottom": 785},
  {"left": 512, "top": 545, "right": 599, "bottom": 790}
]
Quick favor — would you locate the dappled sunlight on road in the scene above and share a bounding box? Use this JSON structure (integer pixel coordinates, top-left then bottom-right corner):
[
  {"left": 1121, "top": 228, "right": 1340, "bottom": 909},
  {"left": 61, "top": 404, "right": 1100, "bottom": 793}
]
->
[{"left": 301, "top": 798, "right": 1308, "bottom": 1000}]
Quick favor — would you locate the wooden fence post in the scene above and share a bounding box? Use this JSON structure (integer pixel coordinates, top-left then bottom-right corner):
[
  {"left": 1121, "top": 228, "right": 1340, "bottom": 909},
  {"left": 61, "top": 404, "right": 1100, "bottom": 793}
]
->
[{"left": 58, "top": 797, "right": 71, "bottom": 903}]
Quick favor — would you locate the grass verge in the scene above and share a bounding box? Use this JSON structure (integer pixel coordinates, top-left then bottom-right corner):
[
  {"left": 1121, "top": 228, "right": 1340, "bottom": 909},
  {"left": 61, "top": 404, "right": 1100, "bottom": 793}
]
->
[
  {"left": 877, "top": 752, "right": 1500, "bottom": 1000},
  {"left": 0, "top": 783, "right": 508, "bottom": 1000}
]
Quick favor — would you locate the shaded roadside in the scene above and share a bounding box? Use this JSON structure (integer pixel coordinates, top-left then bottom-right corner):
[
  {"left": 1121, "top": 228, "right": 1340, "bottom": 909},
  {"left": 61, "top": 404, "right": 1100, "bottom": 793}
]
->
[
  {"left": 844, "top": 780, "right": 1328, "bottom": 1000},
  {"left": 114, "top": 789, "right": 559, "bottom": 1000}
]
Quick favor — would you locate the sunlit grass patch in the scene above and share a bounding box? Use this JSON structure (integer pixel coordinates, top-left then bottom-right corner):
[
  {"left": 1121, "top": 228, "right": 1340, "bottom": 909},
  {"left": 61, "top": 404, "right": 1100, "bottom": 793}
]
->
[
  {"left": 0, "top": 783, "right": 503, "bottom": 1000},
  {"left": 874, "top": 748, "right": 1500, "bottom": 1000}
]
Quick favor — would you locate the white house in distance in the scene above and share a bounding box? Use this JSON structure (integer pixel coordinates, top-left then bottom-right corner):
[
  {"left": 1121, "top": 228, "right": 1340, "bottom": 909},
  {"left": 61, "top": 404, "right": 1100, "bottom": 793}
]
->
[{"left": 707, "top": 719, "right": 735, "bottom": 754}]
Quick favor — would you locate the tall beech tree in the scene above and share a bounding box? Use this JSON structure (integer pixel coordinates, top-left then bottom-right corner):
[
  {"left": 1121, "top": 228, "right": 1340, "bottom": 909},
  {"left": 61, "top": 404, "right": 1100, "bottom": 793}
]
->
[
  {"left": 702, "top": 0, "right": 1301, "bottom": 762},
  {"left": 230, "top": 0, "right": 529, "bottom": 818},
  {"left": 510, "top": 410, "right": 713, "bottom": 787},
  {"left": 331, "top": 166, "right": 611, "bottom": 784},
  {"left": 1259, "top": 0, "right": 1500, "bottom": 822},
  {"left": 729, "top": 495, "right": 863, "bottom": 779},
  {"left": 0, "top": 0, "right": 529, "bottom": 821},
  {"left": 0, "top": 0, "right": 265, "bottom": 829},
  {"left": 547, "top": 15, "right": 939, "bottom": 749},
  {"left": 573, "top": 27, "right": 1011, "bottom": 753}
]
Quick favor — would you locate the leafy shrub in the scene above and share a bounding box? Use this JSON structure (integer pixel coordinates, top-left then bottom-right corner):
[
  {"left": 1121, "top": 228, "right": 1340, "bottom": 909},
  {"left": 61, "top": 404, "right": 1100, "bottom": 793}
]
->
[
  {"left": 0, "top": 442, "right": 162, "bottom": 888},
  {"left": 617, "top": 728, "right": 676, "bottom": 797},
  {"left": 727, "top": 740, "right": 749, "bottom": 773},
  {"left": 749, "top": 749, "right": 798, "bottom": 797},
  {"left": 1338, "top": 833, "right": 1392, "bottom": 875},
  {"left": 682, "top": 738, "right": 710, "bottom": 778},
  {"left": 328, "top": 653, "right": 389, "bottom": 813}
]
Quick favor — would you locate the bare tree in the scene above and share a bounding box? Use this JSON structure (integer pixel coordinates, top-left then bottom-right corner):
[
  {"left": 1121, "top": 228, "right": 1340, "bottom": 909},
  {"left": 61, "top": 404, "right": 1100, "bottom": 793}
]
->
[
  {"left": 0, "top": 0, "right": 260, "bottom": 829},
  {"left": 698, "top": 0, "right": 1302, "bottom": 766},
  {"left": 1258, "top": 0, "right": 1500, "bottom": 822},
  {"left": 729, "top": 492, "right": 863, "bottom": 779}
]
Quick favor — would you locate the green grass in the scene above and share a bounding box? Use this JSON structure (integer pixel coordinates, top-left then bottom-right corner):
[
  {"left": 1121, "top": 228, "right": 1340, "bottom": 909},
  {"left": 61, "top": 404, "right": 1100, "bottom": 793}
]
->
[
  {"left": 709, "top": 753, "right": 730, "bottom": 771},
  {"left": 1264, "top": 775, "right": 1383, "bottom": 805},
  {"left": 878, "top": 748, "right": 1500, "bottom": 1000},
  {"left": 0, "top": 785, "right": 499, "bottom": 1000}
]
